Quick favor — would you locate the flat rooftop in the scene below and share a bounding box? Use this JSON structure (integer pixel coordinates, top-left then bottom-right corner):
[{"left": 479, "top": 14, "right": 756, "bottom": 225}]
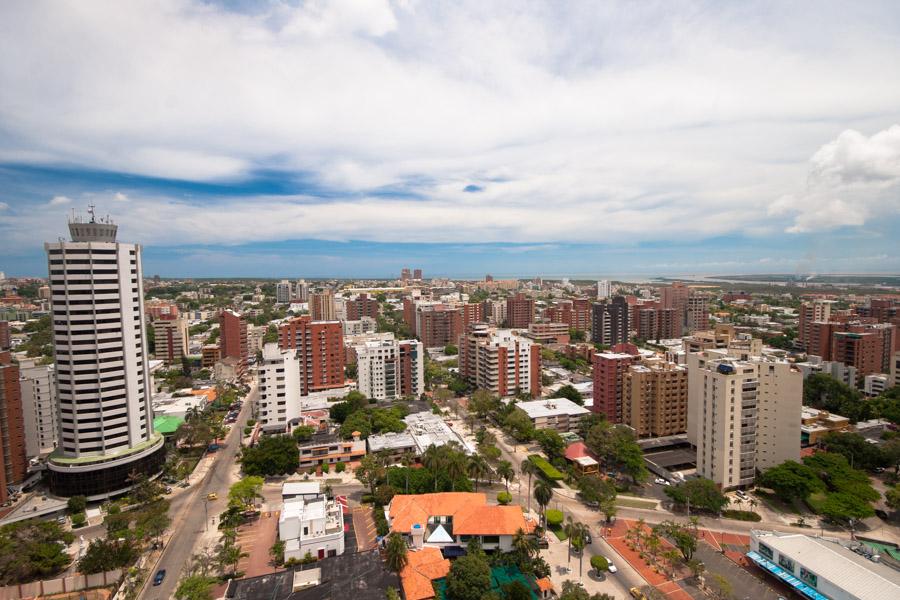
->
[{"left": 516, "top": 398, "right": 590, "bottom": 419}]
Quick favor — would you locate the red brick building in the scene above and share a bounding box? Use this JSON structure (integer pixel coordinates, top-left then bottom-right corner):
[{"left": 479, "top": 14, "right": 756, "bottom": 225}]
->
[
  {"left": 546, "top": 299, "right": 591, "bottom": 333},
  {"left": 219, "top": 310, "right": 248, "bottom": 374},
  {"left": 416, "top": 305, "right": 463, "bottom": 349},
  {"left": 636, "top": 307, "right": 680, "bottom": 341},
  {"left": 506, "top": 293, "right": 535, "bottom": 329},
  {"left": 346, "top": 293, "right": 380, "bottom": 321},
  {"left": 461, "top": 302, "right": 485, "bottom": 329},
  {"left": 591, "top": 352, "right": 635, "bottom": 423},
  {"left": 0, "top": 352, "right": 26, "bottom": 503},
  {"left": 0, "top": 320, "right": 10, "bottom": 351},
  {"left": 278, "top": 316, "right": 346, "bottom": 394},
  {"left": 832, "top": 332, "right": 883, "bottom": 378}
]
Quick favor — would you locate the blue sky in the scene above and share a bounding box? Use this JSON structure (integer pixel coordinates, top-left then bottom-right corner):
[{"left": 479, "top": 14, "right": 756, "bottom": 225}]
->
[{"left": 1, "top": 1, "right": 899, "bottom": 278}]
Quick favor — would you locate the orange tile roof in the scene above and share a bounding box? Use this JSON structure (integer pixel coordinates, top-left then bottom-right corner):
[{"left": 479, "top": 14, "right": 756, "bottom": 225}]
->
[
  {"left": 536, "top": 577, "right": 554, "bottom": 592},
  {"left": 388, "top": 492, "right": 530, "bottom": 536},
  {"left": 400, "top": 547, "right": 450, "bottom": 600},
  {"left": 191, "top": 388, "right": 217, "bottom": 402}
]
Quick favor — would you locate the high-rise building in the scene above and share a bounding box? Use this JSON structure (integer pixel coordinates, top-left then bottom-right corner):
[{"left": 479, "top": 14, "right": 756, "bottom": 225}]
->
[
  {"left": 145, "top": 299, "right": 179, "bottom": 321},
  {"left": 0, "top": 352, "right": 27, "bottom": 503},
  {"left": 623, "top": 361, "right": 688, "bottom": 437},
  {"left": 276, "top": 279, "right": 293, "bottom": 303},
  {"left": 356, "top": 339, "right": 424, "bottom": 400},
  {"left": 278, "top": 316, "right": 345, "bottom": 395},
  {"left": 461, "top": 302, "right": 485, "bottom": 329},
  {"left": 18, "top": 360, "right": 59, "bottom": 459},
  {"left": 685, "top": 293, "right": 710, "bottom": 333},
  {"left": 661, "top": 282, "right": 690, "bottom": 315},
  {"left": 798, "top": 300, "right": 833, "bottom": 350},
  {"left": 457, "top": 326, "right": 540, "bottom": 397},
  {"left": 219, "top": 309, "right": 248, "bottom": 375},
  {"left": 346, "top": 293, "right": 380, "bottom": 321},
  {"left": 257, "top": 344, "right": 302, "bottom": 428},
  {"left": 153, "top": 317, "right": 189, "bottom": 365},
  {"left": 546, "top": 299, "right": 591, "bottom": 333},
  {"left": 413, "top": 269, "right": 422, "bottom": 280},
  {"left": 400, "top": 268, "right": 411, "bottom": 283},
  {"left": 484, "top": 299, "right": 507, "bottom": 325},
  {"left": 506, "top": 293, "right": 535, "bottom": 329},
  {"left": 592, "top": 296, "right": 630, "bottom": 346},
  {"left": 0, "top": 320, "right": 10, "bottom": 350},
  {"left": 415, "top": 305, "right": 463, "bottom": 349},
  {"left": 832, "top": 331, "right": 883, "bottom": 378},
  {"left": 295, "top": 280, "right": 310, "bottom": 302},
  {"left": 636, "top": 307, "right": 679, "bottom": 341},
  {"left": 45, "top": 212, "right": 165, "bottom": 498},
  {"left": 687, "top": 351, "right": 801, "bottom": 489},
  {"left": 597, "top": 280, "right": 611, "bottom": 300},
  {"left": 309, "top": 290, "right": 337, "bottom": 321},
  {"left": 591, "top": 352, "right": 635, "bottom": 422}
]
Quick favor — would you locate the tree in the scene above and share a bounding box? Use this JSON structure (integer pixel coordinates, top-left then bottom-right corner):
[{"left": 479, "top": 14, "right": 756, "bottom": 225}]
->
[
  {"left": 664, "top": 478, "right": 728, "bottom": 514},
  {"left": 240, "top": 435, "right": 299, "bottom": 476},
  {"left": 504, "top": 408, "right": 535, "bottom": 442},
  {"left": 445, "top": 551, "right": 491, "bottom": 600},
  {"left": 384, "top": 532, "right": 408, "bottom": 574},
  {"left": 67, "top": 495, "right": 86, "bottom": 515},
  {"left": 469, "top": 389, "right": 500, "bottom": 419},
  {"left": 0, "top": 520, "right": 74, "bottom": 584},
  {"left": 386, "top": 588, "right": 401, "bottom": 600},
  {"left": 552, "top": 384, "right": 584, "bottom": 406},
  {"left": 467, "top": 454, "right": 490, "bottom": 491},
  {"left": 444, "top": 344, "right": 458, "bottom": 355},
  {"left": 269, "top": 539, "right": 285, "bottom": 567},
  {"left": 78, "top": 539, "right": 138, "bottom": 574},
  {"left": 821, "top": 432, "right": 887, "bottom": 471},
  {"left": 655, "top": 521, "right": 697, "bottom": 561},
  {"left": 819, "top": 492, "right": 876, "bottom": 525},
  {"left": 512, "top": 528, "right": 537, "bottom": 561},
  {"left": 228, "top": 476, "right": 264, "bottom": 509},
  {"left": 174, "top": 574, "right": 217, "bottom": 600},
  {"left": 886, "top": 484, "right": 900, "bottom": 511},
  {"left": 571, "top": 523, "right": 588, "bottom": 578},
  {"left": 709, "top": 573, "right": 734, "bottom": 600},
  {"left": 534, "top": 479, "right": 553, "bottom": 526},
  {"left": 558, "top": 580, "right": 615, "bottom": 600},
  {"left": 534, "top": 429, "right": 565, "bottom": 462},
  {"left": 590, "top": 554, "right": 608, "bottom": 574},
  {"left": 292, "top": 425, "right": 316, "bottom": 443},
  {"left": 496, "top": 460, "right": 515, "bottom": 492},
  {"left": 521, "top": 460, "right": 537, "bottom": 513},
  {"left": 502, "top": 581, "right": 532, "bottom": 600},
  {"left": 357, "top": 455, "right": 386, "bottom": 496},
  {"left": 758, "top": 460, "right": 826, "bottom": 502}
]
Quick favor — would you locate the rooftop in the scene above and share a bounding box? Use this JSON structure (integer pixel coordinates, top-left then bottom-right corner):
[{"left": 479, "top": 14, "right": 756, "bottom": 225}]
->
[
  {"left": 388, "top": 492, "right": 533, "bottom": 537},
  {"left": 282, "top": 481, "right": 321, "bottom": 497},
  {"left": 400, "top": 547, "right": 451, "bottom": 600},
  {"left": 516, "top": 398, "right": 590, "bottom": 419}
]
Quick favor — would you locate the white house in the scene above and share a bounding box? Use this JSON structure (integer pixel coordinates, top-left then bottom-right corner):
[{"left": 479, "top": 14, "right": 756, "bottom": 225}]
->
[{"left": 278, "top": 495, "right": 345, "bottom": 562}]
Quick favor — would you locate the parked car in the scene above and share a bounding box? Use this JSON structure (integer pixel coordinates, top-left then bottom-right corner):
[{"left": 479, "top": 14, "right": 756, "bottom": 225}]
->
[
  {"left": 584, "top": 500, "right": 600, "bottom": 509},
  {"left": 629, "top": 587, "right": 647, "bottom": 600},
  {"left": 606, "top": 558, "right": 617, "bottom": 573},
  {"left": 153, "top": 570, "right": 166, "bottom": 586},
  {"left": 736, "top": 490, "right": 748, "bottom": 500},
  {"left": 206, "top": 492, "right": 218, "bottom": 501}
]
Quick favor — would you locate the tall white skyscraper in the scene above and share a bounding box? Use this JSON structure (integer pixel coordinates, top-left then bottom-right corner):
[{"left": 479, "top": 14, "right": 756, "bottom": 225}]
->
[
  {"left": 356, "top": 339, "right": 424, "bottom": 401},
  {"left": 276, "top": 279, "right": 293, "bottom": 303},
  {"left": 597, "top": 280, "right": 611, "bottom": 300},
  {"left": 45, "top": 210, "right": 165, "bottom": 498},
  {"left": 257, "top": 343, "right": 302, "bottom": 428}
]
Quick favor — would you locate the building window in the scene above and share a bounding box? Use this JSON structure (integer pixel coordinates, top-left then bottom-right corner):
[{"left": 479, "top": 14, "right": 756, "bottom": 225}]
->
[
  {"left": 799, "top": 567, "right": 817, "bottom": 588},
  {"left": 758, "top": 543, "right": 773, "bottom": 560},
  {"left": 777, "top": 554, "right": 794, "bottom": 572}
]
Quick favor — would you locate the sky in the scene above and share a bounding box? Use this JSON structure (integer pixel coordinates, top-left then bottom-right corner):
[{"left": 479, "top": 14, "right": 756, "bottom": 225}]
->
[{"left": 0, "top": 0, "right": 898, "bottom": 279}]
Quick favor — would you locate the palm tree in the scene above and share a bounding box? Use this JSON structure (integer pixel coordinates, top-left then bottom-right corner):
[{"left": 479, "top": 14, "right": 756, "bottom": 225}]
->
[
  {"left": 496, "top": 460, "right": 514, "bottom": 493},
  {"left": 564, "top": 516, "right": 576, "bottom": 566},
  {"left": 385, "top": 532, "right": 408, "bottom": 574},
  {"left": 422, "top": 445, "right": 444, "bottom": 491},
  {"left": 400, "top": 455, "right": 413, "bottom": 494},
  {"left": 534, "top": 479, "right": 553, "bottom": 527},
  {"left": 511, "top": 528, "right": 536, "bottom": 560},
  {"left": 467, "top": 454, "right": 489, "bottom": 491},
  {"left": 445, "top": 449, "right": 468, "bottom": 491},
  {"left": 571, "top": 523, "right": 589, "bottom": 578},
  {"left": 520, "top": 460, "right": 537, "bottom": 513}
]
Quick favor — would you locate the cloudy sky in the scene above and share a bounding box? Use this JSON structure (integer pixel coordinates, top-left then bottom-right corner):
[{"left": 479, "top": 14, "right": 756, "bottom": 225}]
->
[{"left": 1, "top": 0, "right": 898, "bottom": 278}]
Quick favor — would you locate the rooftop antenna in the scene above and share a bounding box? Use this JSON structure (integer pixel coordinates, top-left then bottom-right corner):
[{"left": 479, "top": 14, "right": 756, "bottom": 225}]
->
[{"left": 87, "top": 203, "right": 96, "bottom": 223}]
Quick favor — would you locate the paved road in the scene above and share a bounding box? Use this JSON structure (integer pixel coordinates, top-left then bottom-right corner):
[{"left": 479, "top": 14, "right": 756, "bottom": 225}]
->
[{"left": 139, "top": 383, "right": 255, "bottom": 600}]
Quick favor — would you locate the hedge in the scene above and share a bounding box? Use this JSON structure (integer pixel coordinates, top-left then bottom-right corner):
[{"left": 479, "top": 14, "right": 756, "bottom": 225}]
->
[
  {"left": 590, "top": 555, "right": 608, "bottom": 572},
  {"left": 528, "top": 455, "right": 564, "bottom": 481},
  {"left": 373, "top": 506, "right": 390, "bottom": 536},
  {"left": 722, "top": 509, "right": 762, "bottom": 522},
  {"left": 545, "top": 509, "right": 564, "bottom": 526}
]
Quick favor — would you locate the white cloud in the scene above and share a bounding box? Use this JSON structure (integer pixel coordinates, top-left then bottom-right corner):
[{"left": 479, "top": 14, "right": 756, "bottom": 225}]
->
[
  {"left": 114, "top": 192, "right": 128, "bottom": 202},
  {"left": 0, "top": 202, "right": 8, "bottom": 210},
  {"left": 0, "top": 1, "right": 899, "bottom": 246},
  {"left": 48, "top": 195, "right": 72, "bottom": 206}
]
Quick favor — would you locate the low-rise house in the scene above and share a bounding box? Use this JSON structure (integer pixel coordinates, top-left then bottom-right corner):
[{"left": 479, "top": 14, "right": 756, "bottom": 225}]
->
[
  {"left": 387, "top": 492, "right": 534, "bottom": 555},
  {"left": 516, "top": 398, "right": 590, "bottom": 433},
  {"left": 278, "top": 493, "right": 345, "bottom": 561},
  {"left": 297, "top": 430, "right": 366, "bottom": 470}
]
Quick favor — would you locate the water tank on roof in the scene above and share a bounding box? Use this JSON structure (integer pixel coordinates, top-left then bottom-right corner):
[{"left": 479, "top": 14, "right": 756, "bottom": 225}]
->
[{"left": 717, "top": 363, "right": 735, "bottom": 375}]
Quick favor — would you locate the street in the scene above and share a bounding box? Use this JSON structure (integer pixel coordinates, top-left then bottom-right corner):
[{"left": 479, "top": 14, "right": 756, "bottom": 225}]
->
[{"left": 138, "top": 383, "right": 255, "bottom": 600}]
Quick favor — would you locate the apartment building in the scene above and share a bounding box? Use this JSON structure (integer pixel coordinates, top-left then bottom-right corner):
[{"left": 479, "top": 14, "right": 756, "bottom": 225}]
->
[
  {"left": 591, "top": 352, "right": 635, "bottom": 423},
  {"left": 687, "top": 351, "right": 801, "bottom": 489},
  {"left": 526, "top": 322, "right": 570, "bottom": 344},
  {"left": 18, "top": 360, "right": 59, "bottom": 459},
  {"left": 45, "top": 214, "right": 165, "bottom": 498},
  {"left": 546, "top": 299, "right": 591, "bottom": 333},
  {"left": 342, "top": 316, "right": 377, "bottom": 336},
  {"left": 0, "top": 352, "right": 26, "bottom": 503},
  {"left": 274, "top": 279, "right": 292, "bottom": 303},
  {"left": 356, "top": 339, "right": 424, "bottom": 400},
  {"left": 798, "top": 299, "right": 834, "bottom": 350},
  {"left": 153, "top": 317, "right": 188, "bottom": 365},
  {"left": 506, "top": 293, "right": 535, "bottom": 328},
  {"left": 416, "top": 305, "right": 463, "bottom": 349},
  {"left": 219, "top": 309, "right": 248, "bottom": 375},
  {"left": 591, "top": 296, "right": 630, "bottom": 346},
  {"left": 145, "top": 299, "right": 179, "bottom": 321},
  {"left": 258, "top": 344, "right": 302, "bottom": 427},
  {"left": 346, "top": 293, "right": 380, "bottom": 321},
  {"left": 461, "top": 302, "right": 485, "bottom": 329},
  {"left": 294, "top": 280, "right": 309, "bottom": 302},
  {"left": 597, "top": 280, "right": 611, "bottom": 300},
  {"left": 278, "top": 316, "right": 345, "bottom": 395},
  {"left": 309, "top": 290, "right": 337, "bottom": 321},
  {"left": 484, "top": 299, "right": 507, "bottom": 325},
  {"left": 0, "top": 320, "right": 10, "bottom": 350},
  {"left": 636, "top": 307, "right": 680, "bottom": 341},
  {"left": 832, "top": 331, "right": 882, "bottom": 378},
  {"left": 686, "top": 294, "right": 711, "bottom": 332},
  {"left": 201, "top": 345, "right": 220, "bottom": 368},
  {"left": 297, "top": 430, "right": 366, "bottom": 470},
  {"left": 516, "top": 398, "right": 590, "bottom": 433},
  {"left": 800, "top": 407, "right": 850, "bottom": 447},
  {"left": 458, "top": 326, "right": 540, "bottom": 397},
  {"left": 622, "top": 360, "right": 688, "bottom": 437}
]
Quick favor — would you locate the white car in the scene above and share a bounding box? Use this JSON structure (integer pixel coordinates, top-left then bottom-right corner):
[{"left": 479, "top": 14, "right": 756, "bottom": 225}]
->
[
  {"left": 605, "top": 557, "right": 617, "bottom": 573},
  {"left": 654, "top": 477, "right": 666, "bottom": 484}
]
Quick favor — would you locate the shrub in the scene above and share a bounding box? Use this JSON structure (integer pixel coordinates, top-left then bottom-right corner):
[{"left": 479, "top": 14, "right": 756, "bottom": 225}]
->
[
  {"left": 589, "top": 554, "right": 608, "bottom": 572},
  {"left": 373, "top": 506, "right": 390, "bottom": 536},
  {"left": 243, "top": 426, "right": 252, "bottom": 436},
  {"left": 247, "top": 419, "right": 256, "bottom": 426},
  {"left": 545, "top": 509, "right": 564, "bottom": 526},
  {"left": 722, "top": 510, "right": 762, "bottom": 522},
  {"left": 528, "top": 455, "right": 564, "bottom": 481},
  {"left": 321, "top": 463, "right": 330, "bottom": 474},
  {"left": 67, "top": 495, "right": 87, "bottom": 515},
  {"left": 336, "top": 462, "right": 346, "bottom": 473},
  {"left": 497, "top": 491, "right": 512, "bottom": 505},
  {"left": 71, "top": 512, "right": 87, "bottom": 528}
]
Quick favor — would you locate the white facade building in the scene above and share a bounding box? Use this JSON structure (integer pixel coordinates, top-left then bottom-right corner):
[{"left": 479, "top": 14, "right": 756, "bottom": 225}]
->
[
  {"left": 342, "top": 317, "right": 377, "bottom": 336},
  {"left": 279, "top": 495, "right": 345, "bottom": 561},
  {"left": 355, "top": 339, "right": 424, "bottom": 401},
  {"left": 258, "top": 343, "right": 302, "bottom": 427},
  {"left": 295, "top": 279, "right": 310, "bottom": 302},
  {"left": 863, "top": 374, "right": 888, "bottom": 397},
  {"left": 19, "top": 360, "right": 59, "bottom": 459},
  {"left": 516, "top": 398, "right": 590, "bottom": 433},
  {"left": 276, "top": 280, "right": 293, "bottom": 303},
  {"left": 688, "top": 351, "right": 802, "bottom": 489},
  {"left": 44, "top": 212, "right": 165, "bottom": 498},
  {"left": 597, "top": 280, "right": 611, "bottom": 300}
]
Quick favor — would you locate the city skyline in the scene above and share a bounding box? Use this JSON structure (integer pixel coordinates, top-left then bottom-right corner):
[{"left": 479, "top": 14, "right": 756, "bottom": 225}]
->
[{"left": 1, "top": 1, "right": 899, "bottom": 277}]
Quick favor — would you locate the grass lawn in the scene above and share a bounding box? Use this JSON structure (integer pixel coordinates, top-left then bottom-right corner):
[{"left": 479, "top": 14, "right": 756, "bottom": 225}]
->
[
  {"left": 615, "top": 496, "right": 658, "bottom": 509},
  {"left": 550, "top": 525, "right": 568, "bottom": 541}
]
